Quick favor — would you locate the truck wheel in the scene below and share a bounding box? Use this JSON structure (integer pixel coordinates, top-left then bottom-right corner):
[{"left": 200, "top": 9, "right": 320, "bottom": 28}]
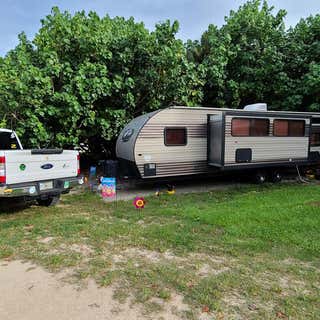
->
[
  {"left": 37, "top": 195, "right": 60, "bottom": 207},
  {"left": 254, "top": 171, "right": 267, "bottom": 184},
  {"left": 270, "top": 171, "right": 282, "bottom": 183}
]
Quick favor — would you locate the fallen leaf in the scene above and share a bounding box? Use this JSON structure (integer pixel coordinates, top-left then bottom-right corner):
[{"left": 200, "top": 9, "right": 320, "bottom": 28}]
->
[
  {"left": 202, "top": 305, "right": 210, "bottom": 313},
  {"left": 276, "top": 311, "right": 288, "bottom": 319},
  {"left": 248, "top": 303, "right": 258, "bottom": 311},
  {"left": 216, "top": 312, "right": 224, "bottom": 320},
  {"left": 24, "top": 225, "right": 34, "bottom": 231},
  {"left": 217, "top": 312, "right": 224, "bottom": 320}
]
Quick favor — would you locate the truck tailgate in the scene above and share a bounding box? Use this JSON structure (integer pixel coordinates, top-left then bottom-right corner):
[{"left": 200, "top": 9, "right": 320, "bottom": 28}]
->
[{"left": 4, "top": 150, "right": 78, "bottom": 184}]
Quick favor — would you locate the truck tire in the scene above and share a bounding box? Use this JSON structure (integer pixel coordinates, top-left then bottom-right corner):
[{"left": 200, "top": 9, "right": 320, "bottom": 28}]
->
[{"left": 37, "top": 195, "right": 60, "bottom": 207}]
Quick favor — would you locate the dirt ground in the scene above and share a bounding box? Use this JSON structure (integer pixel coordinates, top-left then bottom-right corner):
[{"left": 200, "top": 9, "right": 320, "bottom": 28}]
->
[
  {"left": 0, "top": 260, "right": 193, "bottom": 320},
  {"left": 104, "top": 176, "right": 248, "bottom": 201},
  {"left": 98, "top": 173, "right": 299, "bottom": 202}
]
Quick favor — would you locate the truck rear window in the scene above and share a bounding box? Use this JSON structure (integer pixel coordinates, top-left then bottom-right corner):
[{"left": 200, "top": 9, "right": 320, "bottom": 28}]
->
[{"left": 0, "top": 132, "right": 20, "bottom": 150}]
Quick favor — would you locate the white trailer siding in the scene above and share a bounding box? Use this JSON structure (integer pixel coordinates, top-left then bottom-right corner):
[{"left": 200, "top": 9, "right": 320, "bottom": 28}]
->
[
  {"left": 134, "top": 108, "right": 213, "bottom": 178},
  {"left": 224, "top": 116, "right": 310, "bottom": 165}
]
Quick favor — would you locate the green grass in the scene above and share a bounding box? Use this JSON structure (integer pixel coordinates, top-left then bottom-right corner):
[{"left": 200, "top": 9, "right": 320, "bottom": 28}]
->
[{"left": 0, "top": 183, "right": 320, "bottom": 319}]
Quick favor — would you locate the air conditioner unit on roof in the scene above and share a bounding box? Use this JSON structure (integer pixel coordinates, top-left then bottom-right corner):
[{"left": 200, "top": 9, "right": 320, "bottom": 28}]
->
[{"left": 243, "top": 103, "right": 267, "bottom": 111}]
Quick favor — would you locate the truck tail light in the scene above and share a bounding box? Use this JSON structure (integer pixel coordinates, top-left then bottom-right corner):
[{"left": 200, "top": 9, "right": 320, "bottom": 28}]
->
[
  {"left": 0, "top": 156, "right": 6, "bottom": 184},
  {"left": 77, "top": 154, "right": 81, "bottom": 175}
]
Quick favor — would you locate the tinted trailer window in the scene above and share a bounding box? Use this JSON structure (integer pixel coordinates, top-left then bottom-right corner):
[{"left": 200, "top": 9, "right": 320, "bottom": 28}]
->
[{"left": 0, "top": 132, "right": 21, "bottom": 150}]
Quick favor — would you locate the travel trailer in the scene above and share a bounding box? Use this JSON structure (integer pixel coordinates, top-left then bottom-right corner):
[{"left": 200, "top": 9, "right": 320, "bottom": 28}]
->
[{"left": 116, "top": 104, "right": 320, "bottom": 182}]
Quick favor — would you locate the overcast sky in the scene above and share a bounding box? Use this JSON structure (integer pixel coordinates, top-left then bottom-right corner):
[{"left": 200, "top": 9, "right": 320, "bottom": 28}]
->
[{"left": 1, "top": 0, "right": 319, "bottom": 56}]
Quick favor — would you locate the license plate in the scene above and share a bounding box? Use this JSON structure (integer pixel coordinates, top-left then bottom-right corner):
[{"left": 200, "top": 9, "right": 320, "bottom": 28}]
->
[{"left": 39, "top": 181, "right": 53, "bottom": 191}]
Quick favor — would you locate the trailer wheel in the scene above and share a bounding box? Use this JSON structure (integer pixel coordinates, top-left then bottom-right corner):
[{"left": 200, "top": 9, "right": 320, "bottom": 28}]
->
[
  {"left": 270, "top": 171, "right": 282, "bottom": 183},
  {"left": 37, "top": 195, "right": 60, "bottom": 207},
  {"left": 254, "top": 171, "right": 267, "bottom": 184}
]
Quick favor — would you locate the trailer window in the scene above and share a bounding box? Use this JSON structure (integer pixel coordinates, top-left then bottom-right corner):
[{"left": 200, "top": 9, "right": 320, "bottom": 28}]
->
[
  {"left": 164, "top": 128, "right": 187, "bottom": 146},
  {"left": 273, "top": 120, "right": 288, "bottom": 136},
  {"left": 274, "top": 120, "right": 305, "bottom": 137},
  {"left": 289, "top": 120, "right": 305, "bottom": 136},
  {"left": 231, "top": 118, "right": 269, "bottom": 136},
  {"left": 311, "top": 133, "right": 320, "bottom": 147},
  {"left": 231, "top": 119, "right": 250, "bottom": 136},
  {"left": 0, "top": 132, "right": 20, "bottom": 150},
  {"left": 251, "top": 119, "right": 269, "bottom": 136}
]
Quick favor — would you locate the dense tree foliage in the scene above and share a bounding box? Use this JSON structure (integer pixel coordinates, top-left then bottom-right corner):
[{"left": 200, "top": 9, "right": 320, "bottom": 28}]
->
[
  {"left": 194, "top": 1, "right": 286, "bottom": 108},
  {"left": 190, "top": 0, "right": 319, "bottom": 111},
  {"left": 282, "top": 15, "right": 320, "bottom": 111},
  {"left": 0, "top": 8, "right": 203, "bottom": 155},
  {"left": 0, "top": 1, "right": 319, "bottom": 156}
]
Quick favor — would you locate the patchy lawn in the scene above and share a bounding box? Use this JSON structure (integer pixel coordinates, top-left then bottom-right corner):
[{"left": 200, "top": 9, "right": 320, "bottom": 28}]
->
[{"left": 0, "top": 183, "right": 319, "bottom": 319}]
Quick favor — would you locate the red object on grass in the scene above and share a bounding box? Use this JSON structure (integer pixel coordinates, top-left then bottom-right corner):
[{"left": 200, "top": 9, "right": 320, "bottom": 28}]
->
[{"left": 133, "top": 197, "right": 145, "bottom": 209}]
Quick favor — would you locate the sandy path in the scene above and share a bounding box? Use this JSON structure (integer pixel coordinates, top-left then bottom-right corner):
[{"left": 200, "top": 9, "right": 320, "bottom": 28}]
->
[{"left": 0, "top": 260, "right": 187, "bottom": 320}]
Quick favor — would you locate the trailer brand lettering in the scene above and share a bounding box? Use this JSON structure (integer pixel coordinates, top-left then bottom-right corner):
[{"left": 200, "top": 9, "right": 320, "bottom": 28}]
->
[{"left": 122, "top": 128, "right": 134, "bottom": 142}]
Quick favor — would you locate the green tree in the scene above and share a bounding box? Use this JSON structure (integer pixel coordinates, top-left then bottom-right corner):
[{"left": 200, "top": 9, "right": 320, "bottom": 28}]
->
[
  {"left": 0, "top": 33, "right": 51, "bottom": 146},
  {"left": 196, "top": 0, "right": 288, "bottom": 109},
  {"left": 0, "top": 8, "right": 203, "bottom": 156},
  {"left": 282, "top": 15, "right": 320, "bottom": 111}
]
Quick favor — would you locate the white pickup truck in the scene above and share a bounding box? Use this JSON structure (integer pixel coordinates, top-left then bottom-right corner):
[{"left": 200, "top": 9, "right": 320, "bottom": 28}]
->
[{"left": 0, "top": 129, "right": 83, "bottom": 206}]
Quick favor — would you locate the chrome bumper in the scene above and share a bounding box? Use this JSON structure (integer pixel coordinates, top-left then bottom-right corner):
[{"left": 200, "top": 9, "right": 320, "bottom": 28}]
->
[{"left": 0, "top": 176, "right": 84, "bottom": 198}]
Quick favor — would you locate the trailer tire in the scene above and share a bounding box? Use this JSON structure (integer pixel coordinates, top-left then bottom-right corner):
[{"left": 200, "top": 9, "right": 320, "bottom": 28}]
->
[
  {"left": 37, "top": 195, "right": 60, "bottom": 207},
  {"left": 270, "top": 171, "right": 282, "bottom": 183},
  {"left": 254, "top": 171, "right": 267, "bottom": 184}
]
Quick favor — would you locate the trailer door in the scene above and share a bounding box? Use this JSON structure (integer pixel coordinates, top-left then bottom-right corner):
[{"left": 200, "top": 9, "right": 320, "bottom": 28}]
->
[{"left": 208, "top": 114, "right": 225, "bottom": 167}]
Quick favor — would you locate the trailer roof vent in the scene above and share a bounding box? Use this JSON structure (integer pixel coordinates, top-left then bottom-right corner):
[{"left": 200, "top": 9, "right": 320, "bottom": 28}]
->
[{"left": 243, "top": 103, "right": 267, "bottom": 112}]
